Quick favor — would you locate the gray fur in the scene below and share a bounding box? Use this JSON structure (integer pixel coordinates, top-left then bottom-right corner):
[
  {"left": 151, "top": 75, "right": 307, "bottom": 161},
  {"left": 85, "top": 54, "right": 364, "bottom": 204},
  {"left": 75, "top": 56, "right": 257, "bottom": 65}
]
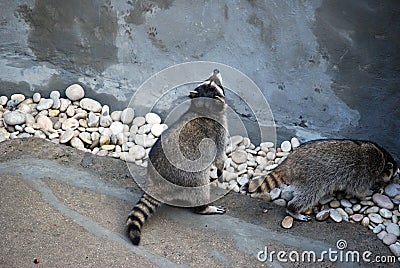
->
[
  {"left": 127, "top": 69, "right": 227, "bottom": 245},
  {"left": 258, "top": 139, "right": 398, "bottom": 221}
]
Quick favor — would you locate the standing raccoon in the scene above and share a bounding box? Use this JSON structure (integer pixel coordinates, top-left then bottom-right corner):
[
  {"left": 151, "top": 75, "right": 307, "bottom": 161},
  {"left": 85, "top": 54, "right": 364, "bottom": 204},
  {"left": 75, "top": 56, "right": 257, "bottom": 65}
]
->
[
  {"left": 249, "top": 139, "right": 398, "bottom": 221},
  {"left": 126, "top": 69, "right": 227, "bottom": 245}
]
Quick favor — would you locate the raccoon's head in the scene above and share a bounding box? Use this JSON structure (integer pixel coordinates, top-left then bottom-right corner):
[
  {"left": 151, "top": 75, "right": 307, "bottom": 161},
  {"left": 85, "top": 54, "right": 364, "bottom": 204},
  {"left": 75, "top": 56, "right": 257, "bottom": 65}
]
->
[
  {"left": 370, "top": 144, "right": 398, "bottom": 191},
  {"left": 382, "top": 160, "right": 399, "bottom": 182},
  {"left": 372, "top": 160, "right": 398, "bottom": 192},
  {"left": 189, "top": 69, "right": 225, "bottom": 103}
]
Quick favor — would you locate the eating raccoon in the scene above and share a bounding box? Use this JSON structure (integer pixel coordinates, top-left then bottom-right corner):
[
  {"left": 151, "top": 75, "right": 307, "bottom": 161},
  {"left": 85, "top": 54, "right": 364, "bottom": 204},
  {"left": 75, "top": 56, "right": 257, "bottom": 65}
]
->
[
  {"left": 126, "top": 69, "right": 227, "bottom": 245},
  {"left": 248, "top": 139, "right": 399, "bottom": 221}
]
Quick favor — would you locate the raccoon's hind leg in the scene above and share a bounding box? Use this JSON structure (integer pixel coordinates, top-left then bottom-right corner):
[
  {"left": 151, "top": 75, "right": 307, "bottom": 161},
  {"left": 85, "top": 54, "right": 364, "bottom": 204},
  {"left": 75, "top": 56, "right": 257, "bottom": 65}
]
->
[
  {"left": 215, "top": 158, "right": 225, "bottom": 183},
  {"left": 286, "top": 194, "right": 312, "bottom": 222},
  {"left": 193, "top": 205, "right": 226, "bottom": 214},
  {"left": 126, "top": 193, "right": 161, "bottom": 245}
]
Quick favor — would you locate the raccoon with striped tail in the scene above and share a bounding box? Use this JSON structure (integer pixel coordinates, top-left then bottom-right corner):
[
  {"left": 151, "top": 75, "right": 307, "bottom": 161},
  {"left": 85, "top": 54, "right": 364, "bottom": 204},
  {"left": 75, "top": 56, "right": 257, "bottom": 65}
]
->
[
  {"left": 248, "top": 139, "right": 399, "bottom": 221},
  {"left": 126, "top": 69, "right": 228, "bottom": 245}
]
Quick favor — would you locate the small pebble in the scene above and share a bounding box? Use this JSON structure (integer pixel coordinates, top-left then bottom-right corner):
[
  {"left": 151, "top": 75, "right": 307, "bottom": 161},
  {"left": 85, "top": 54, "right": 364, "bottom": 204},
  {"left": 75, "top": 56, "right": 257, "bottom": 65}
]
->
[
  {"left": 389, "top": 243, "right": 400, "bottom": 256},
  {"left": 0, "top": 96, "right": 8, "bottom": 106},
  {"left": 336, "top": 208, "right": 349, "bottom": 221},
  {"left": 352, "top": 204, "right": 361, "bottom": 212},
  {"left": 121, "top": 108, "right": 135, "bottom": 124},
  {"left": 373, "top": 224, "right": 384, "bottom": 234},
  {"left": 229, "top": 184, "right": 240, "bottom": 193},
  {"left": 280, "top": 140, "right": 291, "bottom": 152},
  {"left": 32, "top": 93, "right": 41, "bottom": 103},
  {"left": 110, "top": 121, "right": 124, "bottom": 135},
  {"left": 266, "top": 151, "right": 275, "bottom": 160},
  {"left": 269, "top": 188, "right": 281, "bottom": 200},
  {"left": 366, "top": 206, "right": 379, "bottom": 214},
  {"left": 79, "top": 132, "right": 92, "bottom": 144},
  {"left": 132, "top": 116, "right": 146, "bottom": 127},
  {"left": 379, "top": 208, "right": 393, "bottom": 219},
  {"left": 329, "top": 209, "right": 342, "bottom": 223},
  {"left": 102, "top": 144, "right": 116, "bottom": 151},
  {"left": 260, "top": 142, "right": 274, "bottom": 152},
  {"left": 316, "top": 210, "right": 330, "bottom": 221},
  {"left": 329, "top": 200, "right": 340, "bottom": 208},
  {"left": 383, "top": 234, "right": 397, "bottom": 245},
  {"left": 80, "top": 98, "right": 102, "bottom": 113},
  {"left": 65, "top": 84, "right": 85, "bottom": 101},
  {"left": 377, "top": 230, "right": 388, "bottom": 240},
  {"left": 361, "top": 216, "right": 370, "bottom": 227},
  {"left": 281, "top": 186, "right": 294, "bottom": 201},
  {"left": 129, "top": 145, "right": 146, "bottom": 160},
  {"left": 340, "top": 199, "right": 352, "bottom": 208},
  {"left": 60, "top": 129, "right": 74, "bottom": 143},
  {"left": 237, "top": 177, "right": 249, "bottom": 186},
  {"left": 3, "top": 111, "right": 26, "bottom": 125},
  {"left": 50, "top": 90, "right": 60, "bottom": 100},
  {"left": 281, "top": 216, "right": 293, "bottom": 229},
  {"left": 151, "top": 124, "right": 167, "bottom": 137},
  {"left": 360, "top": 200, "right": 374, "bottom": 206},
  {"left": 145, "top": 113, "right": 161, "bottom": 124},
  {"left": 134, "top": 134, "right": 155, "bottom": 148},
  {"left": 384, "top": 183, "right": 400, "bottom": 198},
  {"left": 223, "top": 171, "right": 238, "bottom": 182},
  {"left": 273, "top": 198, "right": 287, "bottom": 207},
  {"left": 373, "top": 193, "right": 394, "bottom": 210},
  {"left": 392, "top": 214, "right": 398, "bottom": 224},
  {"left": 36, "top": 99, "right": 54, "bottom": 111},
  {"left": 11, "top": 93, "right": 25, "bottom": 102},
  {"left": 62, "top": 118, "right": 79, "bottom": 130},
  {"left": 36, "top": 115, "right": 53, "bottom": 131},
  {"left": 231, "top": 151, "right": 248, "bottom": 164},
  {"left": 230, "top": 136, "right": 243, "bottom": 148},
  {"left": 386, "top": 223, "right": 400, "bottom": 236},
  {"left": 344, "top": 207, "right": 353, "bottom": 215},
  {"left": 351, "top": 214, "right": 363, "bottom": 222},
  {"left": 70, "top": 137, "right": 85, "bottom": 150},
  {"left": 276, "top": 152, "right": 290, "bottom": 157},
  {"left": 368, "top": 213, "right": 383, "bottom": 224}
]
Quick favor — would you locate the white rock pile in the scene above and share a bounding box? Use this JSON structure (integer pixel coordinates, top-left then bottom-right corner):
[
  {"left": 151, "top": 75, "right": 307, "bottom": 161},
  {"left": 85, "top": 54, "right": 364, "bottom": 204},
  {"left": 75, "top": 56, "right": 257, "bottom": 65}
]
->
[
  {"left": 1, "top": 84, "right": 399, "bottom": 257},
  {"left": 0, "top": 84, "right": 167, "bottom": 167}
]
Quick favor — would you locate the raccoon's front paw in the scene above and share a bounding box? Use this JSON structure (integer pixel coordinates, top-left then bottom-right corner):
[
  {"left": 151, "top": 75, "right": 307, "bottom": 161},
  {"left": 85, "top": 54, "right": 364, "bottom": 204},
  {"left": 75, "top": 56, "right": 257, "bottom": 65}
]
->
[
  {"left": 297, "top": 214, "right": 312, "bottom": 222},
  {"left": 196, "top": 205, "right": 227, "bottom": 215},
  {"left": 212, "top": 205, "right": 227, "bottom": 214},
  {"left": 287, "top": 210, "right": 311, "bottom": 222}
]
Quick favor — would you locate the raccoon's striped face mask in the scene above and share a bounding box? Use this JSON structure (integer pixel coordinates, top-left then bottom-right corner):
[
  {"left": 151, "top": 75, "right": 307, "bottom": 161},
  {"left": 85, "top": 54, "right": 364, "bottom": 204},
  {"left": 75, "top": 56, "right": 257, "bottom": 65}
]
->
[
  {"left": 383, "top": 161, "right": 399, "bottom": 182},
  {"left": 189, "top": 69, "right": 225, "bottom": 103}
]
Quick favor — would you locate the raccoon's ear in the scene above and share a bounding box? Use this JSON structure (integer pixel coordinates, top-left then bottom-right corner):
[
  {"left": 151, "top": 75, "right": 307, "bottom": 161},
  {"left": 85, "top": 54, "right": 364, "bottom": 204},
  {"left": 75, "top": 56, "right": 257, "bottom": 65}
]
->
[
  {"left": 189, "top": 90, "right": 199, "bottom": 98},
  {"left": 386, "top": 162, "right": 394, "bottom": 170}
]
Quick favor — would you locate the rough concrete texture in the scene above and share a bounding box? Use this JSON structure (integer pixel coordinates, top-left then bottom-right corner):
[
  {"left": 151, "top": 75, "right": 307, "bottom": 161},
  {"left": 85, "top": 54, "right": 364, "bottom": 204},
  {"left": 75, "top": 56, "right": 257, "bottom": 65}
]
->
[
  {"left": 0, "top": 138, "right": 398, "bottom": 267},
  {"left": 0, "top": 0, "right": 398, "bottom": 160}
]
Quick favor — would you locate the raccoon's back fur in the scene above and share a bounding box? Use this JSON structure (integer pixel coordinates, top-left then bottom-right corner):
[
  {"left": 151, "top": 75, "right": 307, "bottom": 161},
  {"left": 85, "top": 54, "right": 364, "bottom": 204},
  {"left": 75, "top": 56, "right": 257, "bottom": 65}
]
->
[
  {"left": 249, "top": 139, "right": 398, "bottom": 221},
  {"left": 126, "top": 70, "right": 227, "bottom": 245}
]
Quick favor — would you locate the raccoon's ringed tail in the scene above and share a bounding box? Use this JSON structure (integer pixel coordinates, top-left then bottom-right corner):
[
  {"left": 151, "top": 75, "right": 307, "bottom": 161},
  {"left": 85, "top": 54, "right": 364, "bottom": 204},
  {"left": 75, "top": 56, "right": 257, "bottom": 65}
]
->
[
  {"left": 248, "top": 172, "right": 286, "bottom": 193},
  {"left": 126, "top": 193, "right": 161, "bottom": 245}
]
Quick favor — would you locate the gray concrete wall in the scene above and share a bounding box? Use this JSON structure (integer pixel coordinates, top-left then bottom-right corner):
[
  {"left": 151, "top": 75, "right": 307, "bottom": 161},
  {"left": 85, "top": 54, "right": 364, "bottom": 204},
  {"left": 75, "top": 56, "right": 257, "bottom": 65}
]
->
[{"left": 0, "top": 0, "right": 399, "bottom": 160}]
